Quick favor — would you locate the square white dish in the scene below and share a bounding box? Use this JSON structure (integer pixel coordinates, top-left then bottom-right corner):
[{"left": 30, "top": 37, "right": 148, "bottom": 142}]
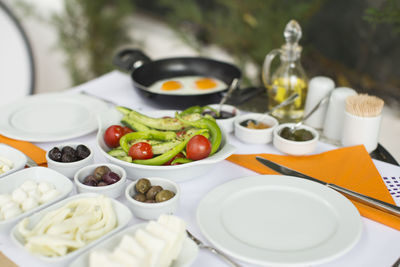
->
[
  {"left": 0, "top": 144, "right": 27, "bottom": 178},
  {"left": 69, "top": 223, "right": 198, "bottom": 267},
  {"left": 10, "top": 193, "right": 132, "bottom": 264},
  {"left": 0, "top": 166, "right": 73, "bottom": 231}
]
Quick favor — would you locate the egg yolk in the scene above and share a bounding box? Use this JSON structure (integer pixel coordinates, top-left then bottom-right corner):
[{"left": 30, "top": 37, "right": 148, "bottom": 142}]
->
[
  {"left": 161, "top": 80, "right": 182, "bottom": 91},
  {"left": 195, "top": 78, "right": 217, "bottom": 90}
]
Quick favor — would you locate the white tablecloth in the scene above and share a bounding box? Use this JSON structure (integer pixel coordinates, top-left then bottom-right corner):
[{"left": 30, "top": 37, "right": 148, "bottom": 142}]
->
[{"left": 1, "top": 71, "right": 399, "bottom": 267}]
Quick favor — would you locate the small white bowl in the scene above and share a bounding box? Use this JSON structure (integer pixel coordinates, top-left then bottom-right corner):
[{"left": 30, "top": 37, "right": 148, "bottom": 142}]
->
[
  {"left": 273, "top": 123, "right": 319, "bottom": 156},
  {"left": 0, "top": 144, "right": 27, "bottom": 178},
  {"left": 125, "top": 177, "right": 180, "bottom": 220},
  {"left": 46, "top": 143, "right": 94, "bottom": 179},
  {"left": 234, "top": 113, "right": 279, "bottom": 144},
  {"left": 0, "top": 167, "right": 73, "bottom": 232},
  {"left": 74, "top": 163, "right": 127, "bottom": 198},
  {"left": 206, "top": 104, "right": 240, "bottom": 134},
  {"left": 10, "top": 193, "right": 132, "bottom": 264}
]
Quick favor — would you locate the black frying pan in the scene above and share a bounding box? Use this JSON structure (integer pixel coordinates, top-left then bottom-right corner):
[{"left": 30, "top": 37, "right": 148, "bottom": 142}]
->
[{"left": 113, "top": 49, "right": 242, "bottom": 109}]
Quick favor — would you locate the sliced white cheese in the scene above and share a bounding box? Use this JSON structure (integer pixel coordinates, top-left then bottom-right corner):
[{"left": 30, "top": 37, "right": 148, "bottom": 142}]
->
[
  {"left": 22, "top": 197, "right": 39, "bottom": 212},
  {"left": 146, "top": 220, "right": 179, "bottom": 265},
  {"left": 112, "top": 247, "right": 145, "bottom": 267},
  {"left": 117, "top": 235, "right": 148, "bottom": 260},
  {"left": 89, "top": 250, "right": 125, "bottom": 267},
  {"left": 135, "top": 228, "right": 166, "bottom": 267},
  {"left": 0, "top": 194, "right": 13, "bottom": 206},
  {"left": 157, "top": 214, "right": 186, "bottom": 259}
]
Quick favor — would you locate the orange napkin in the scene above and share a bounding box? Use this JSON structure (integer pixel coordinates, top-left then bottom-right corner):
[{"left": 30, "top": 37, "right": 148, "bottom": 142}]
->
[
  {"left": 0, "top": 135, "right": 47, "bottom": 166},
  {"left": 227, "top": 145, "right": 400, "bottom": 231},
  {"left": 0, "top": 252, "right": 18, "bottom": 267}
]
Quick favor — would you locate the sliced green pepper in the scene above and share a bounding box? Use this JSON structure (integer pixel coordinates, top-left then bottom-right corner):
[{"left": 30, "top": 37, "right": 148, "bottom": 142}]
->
[
  {"left": 119, "top": 130, "right": 177, "bottom": 153},
  {"left": 176, "top": 112, "right": 222, "bottom": 155},
  {"left": 132, "top": 129, "right": 207, "bottom": 165},
  {"left": 127, "top": 110, "right": 185, "bottom": 131},
  {"left": 116, "top": 106, "right": 133, "bottom": 115},
  {"left": 170, "top": 157, "right": 193, "bottom": 165},
  {"left": 121, "top": 115, "right": 150, "bottom": 132}
]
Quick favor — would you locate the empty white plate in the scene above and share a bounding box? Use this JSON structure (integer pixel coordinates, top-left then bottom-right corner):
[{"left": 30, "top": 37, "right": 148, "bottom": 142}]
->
[
  {"left": 0, "top": 93, "right": 109, "bottom": 142},
  {"left": 197, "top": 175, "right": 362, "bottom": 266}
]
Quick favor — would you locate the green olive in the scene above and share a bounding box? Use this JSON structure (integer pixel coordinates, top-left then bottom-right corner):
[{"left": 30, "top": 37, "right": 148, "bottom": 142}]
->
[
  {"left": 146, "top": 185, "right": 163, "bottom": 200},
  {"left": 133, "top": 193, "right": 146, "bottom": 202},
  {"left": 135, "top": 178, "right": 151, "bottom": 194},
  {"left": 145, "top": 199, "right": 156, "bottom": 203},
  {"left": 155, "top": 190, "right": 175, "bottom": 202},
  {"left": 93, "top": 166, "right": 111, "bottom": 181}
]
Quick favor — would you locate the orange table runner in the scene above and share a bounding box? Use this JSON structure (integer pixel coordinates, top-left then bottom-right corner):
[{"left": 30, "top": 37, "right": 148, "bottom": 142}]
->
[{"left": 227, "top": 145, "right": 400, "bottom": 231}]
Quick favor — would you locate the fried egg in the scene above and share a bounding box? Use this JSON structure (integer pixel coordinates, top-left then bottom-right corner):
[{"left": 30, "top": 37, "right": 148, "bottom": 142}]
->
[{"left": 148, "top": 76, "right": 227, "bottom": 95}]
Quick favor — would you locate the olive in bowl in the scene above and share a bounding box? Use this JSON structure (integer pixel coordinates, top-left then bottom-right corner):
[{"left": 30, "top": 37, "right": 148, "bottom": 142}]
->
[
  {"left": 203, "top": 104, "right": 240, "bottom": 134},
  {"left": 46, "top": 143, "right": 94, "bottom": 178},
  {"left": 125, "top": 177, "right": 180, "bottom": 220},
  {"left": 273, "top": 123, "right": 319, "bottom": 156},
  {"left": 74, "top": 163, "right": 127, "bottom": 198}
]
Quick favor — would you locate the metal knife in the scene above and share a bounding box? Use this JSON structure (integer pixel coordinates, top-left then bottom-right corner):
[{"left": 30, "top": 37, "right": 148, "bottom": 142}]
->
[{"left": 255, "top": 156, "right": 400, "bottom": 217}]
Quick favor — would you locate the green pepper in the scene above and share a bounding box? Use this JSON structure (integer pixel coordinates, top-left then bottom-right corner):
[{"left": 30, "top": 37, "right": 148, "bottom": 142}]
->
[
  {"left": 132, "top": 129, "right": 206, "bottom": 165},
  {"left": 121, "top": 115, "right": 150, "bottom": 132},
  {"left": 119, "top": 130, "right": 177, "bottom": 153},
  {"left": 176, "top": 112, "right": 222, "bottom": 155},
  {"left": 180, "top": 105, "right": 220, "bottom": 117},
  {"left": 116, "top": 106, "right": 133, "bottom": 115},
  {"left": 126, "top": 110, "right": 185, "bottom": 131},
  {"left": 170, "top": 157, "right": 193, "bottom": 165}
]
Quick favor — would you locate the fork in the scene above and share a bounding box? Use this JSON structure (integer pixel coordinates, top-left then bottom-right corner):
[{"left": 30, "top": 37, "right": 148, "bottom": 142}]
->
[{"left": 186, "top": 230, "right": 242, "bottom": 267}]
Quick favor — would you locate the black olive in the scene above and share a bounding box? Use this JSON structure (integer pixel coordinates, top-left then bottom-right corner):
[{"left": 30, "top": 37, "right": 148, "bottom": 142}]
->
[
  {"left": 48, "top": 147, "right": 62, "bottom": 162},
  {"left": 61, "top": 152, "right": 78, "bottom": 163},
  {"left": 61, "top": 146, "right": 75, "bottom": 156},
  {"left": 75, "top": 145, "right": 90, "bottom": 159}
]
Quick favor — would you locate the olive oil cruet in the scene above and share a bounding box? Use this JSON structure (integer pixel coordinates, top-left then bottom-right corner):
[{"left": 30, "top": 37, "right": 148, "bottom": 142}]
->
[{"left": 262, "top": 20, "right": 308, "bottom": 123}]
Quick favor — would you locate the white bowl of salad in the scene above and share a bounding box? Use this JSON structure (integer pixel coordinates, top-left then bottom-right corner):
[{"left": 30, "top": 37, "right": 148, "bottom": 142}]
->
[{"left": 96, "top": 107, "right": 236, "bottom": 182}]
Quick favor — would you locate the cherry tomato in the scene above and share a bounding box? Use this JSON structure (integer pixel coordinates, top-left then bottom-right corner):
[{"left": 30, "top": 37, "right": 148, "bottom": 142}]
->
[
  {"left": 186, "top": 135, "right": 211, "bottom": 160},
  {"left": 163, "top": 152, "right": 185, "bottom": 165},
  {"left": 104, "top": 125, "right": 129, "bottom": 148},
  {"left": 129, "top": 142, "right": 153, "bottom": 160},
  {"left": 122, "top": 126, "right": 133, "bottom": 135}
]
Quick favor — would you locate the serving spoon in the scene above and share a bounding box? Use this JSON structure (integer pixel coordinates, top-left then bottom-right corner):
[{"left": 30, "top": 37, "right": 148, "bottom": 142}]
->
[
  {"left": 246, "top": 92, "right": 299, "bottom": 126},
  {"left": 218, "top": 78, "right": 240, "bottom": 113},
  {"left": 289, "top": 92, "right": 331, "bottom": 132}
]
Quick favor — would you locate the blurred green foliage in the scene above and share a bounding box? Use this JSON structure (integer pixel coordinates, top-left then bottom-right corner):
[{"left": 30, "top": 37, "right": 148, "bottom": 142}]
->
[
  {"left": 52, "top": 0, "right": 133, "bottom": 84},
  {"left": 365, "top": 0, "right": 400, "bottom": 34}
]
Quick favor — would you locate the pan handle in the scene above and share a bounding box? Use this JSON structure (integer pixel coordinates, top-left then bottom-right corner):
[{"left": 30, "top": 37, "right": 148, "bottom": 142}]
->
[{"left": 113, "top": 49, "right": 151, "bottom": 71}]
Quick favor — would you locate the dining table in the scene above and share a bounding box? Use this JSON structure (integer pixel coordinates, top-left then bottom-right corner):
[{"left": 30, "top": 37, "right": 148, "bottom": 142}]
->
[{"left": 0, "top": 70, "right": 399, "bottom": 267}]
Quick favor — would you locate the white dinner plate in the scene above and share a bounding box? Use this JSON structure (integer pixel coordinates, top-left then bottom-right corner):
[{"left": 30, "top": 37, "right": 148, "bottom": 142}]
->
[
  {"left": 0, "top": 93, "right": 109, "bottom": 142},
  {"left": 197, "top": 175, "right": 362, "bottom": 266},
  {"left": 69, "top": 223, "right": 199, "bottom": 267}
]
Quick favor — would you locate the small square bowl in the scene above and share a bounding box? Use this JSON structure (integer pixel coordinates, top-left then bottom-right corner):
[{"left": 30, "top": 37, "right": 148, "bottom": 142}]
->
[
  {"left": 205, "top": 104, "right": 240, "bottom": 134},
  {"left": 125, "top": 177, "right": 180, "bottom": 220},
  {"left": 0, "top": 167, "right": 73, "bottom": 232},
  {"left": 46, "top": 143, "right": 94, "bottom": 179},
  {"left": 234, "top": 113, "right": 279, "bottom": 144},
  {"left": 10, "top": 193, "right": 132, "bottom": 264},
  {"left": 0, "top": 144, "right": 27, "bottom": 178},
  {"left": 74, "top": 163, "right": 127, "bottom": 198},
  {"left": 273, "top": 123, "right": 319, "bottom": 156}
]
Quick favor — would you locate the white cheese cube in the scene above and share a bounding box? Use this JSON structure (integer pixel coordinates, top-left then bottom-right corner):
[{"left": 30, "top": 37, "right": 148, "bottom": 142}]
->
[
  {"left": 12, "top": 188, "right": 27, "bottom": 204},
  {"left": 2, "top": 204, "right": 22, "bottom": 219},
  {"left": 40, "top": 189, "right": 59, "bottom": 204},
  {"left": 22, "top": 197, "right": 39, "bottom": 212},
  {"left": 20, "top": 180, "right": 38, "bottom": 192},
  {"left": 27, "top": 189, "right": 41, "bottom": 202},
  {"left": 38, "top": 181, "right": 54, "bottom": 194},
  {"left": 0, "top": 194, "right": 12, "bottom": 206},
  {"left": 146, "top": 221, "right": 179, "bottom": 264}
]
